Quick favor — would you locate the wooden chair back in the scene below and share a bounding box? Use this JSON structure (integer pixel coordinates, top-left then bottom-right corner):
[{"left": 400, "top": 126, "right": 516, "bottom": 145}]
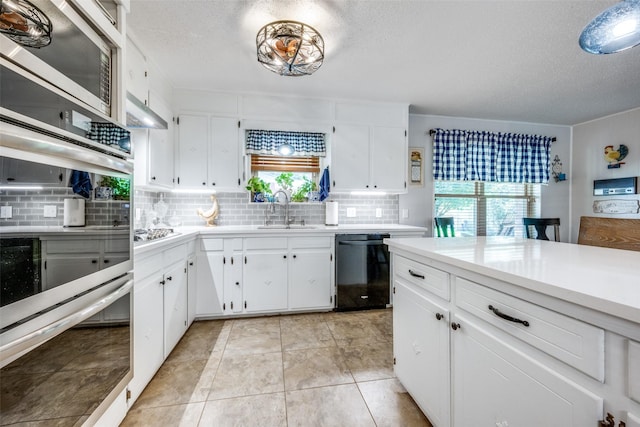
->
[{"left": 577, "top": 216, "right": 640, "bottom": 252}]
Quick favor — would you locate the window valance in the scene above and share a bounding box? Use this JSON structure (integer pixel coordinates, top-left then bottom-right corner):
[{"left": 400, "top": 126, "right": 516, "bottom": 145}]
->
[
  {"left": 432, "top": 128, "right": 553, "bottom": 184},
  {"left": 246, "top": 130, "right": 326, "bottom": 157}
]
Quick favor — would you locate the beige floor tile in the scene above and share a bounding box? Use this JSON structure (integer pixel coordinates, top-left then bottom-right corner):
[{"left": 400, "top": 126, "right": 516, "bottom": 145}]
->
[
  {"left": 279, "top": 313, "right": 329, "bottom": 326},
  {"left": 223, "top": 331, "right": 282, "bottom": 355},
  {"left": 230, "top": 316, "right": 281, "bottom": 336},
  {"left": 339, "top": 341, "right": 394, "bottom": 382},
  {"left": 200, "top": 393, "right": 286, "bottom": 427},
  {"left": 208, "top": 352, "right": 284, "bottom": 400},
  {"left": 187, "top": 350, "right": 224, "bottom": 402},
  {"left": 166, "top": 320, "right": 225, "bottom": 363},
  {"left": 357, "top": 378, "right": 433, "bottom": 427},
  {"left": 285, "top": 384, "right": 376, "bottom": 427},
  {"left": 132, "top": 359, "right": 209, "bottom": 409},
  {"left": 283, "top": 347, "right": 353, "bottom": 391},
  {"left": 121, "top": 402, "right": 205, "bottom": 427},
  {"left": 280, "top": 321, "right": 336, "bottom": 351}
]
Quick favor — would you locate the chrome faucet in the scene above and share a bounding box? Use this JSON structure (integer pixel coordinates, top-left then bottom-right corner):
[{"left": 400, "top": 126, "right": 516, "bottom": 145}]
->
[{"left": 271, "top": 190, "right": 290, "bottom": 227}]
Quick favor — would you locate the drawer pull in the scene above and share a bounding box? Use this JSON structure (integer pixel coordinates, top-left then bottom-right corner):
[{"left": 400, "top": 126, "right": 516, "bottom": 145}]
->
[
  {"left": 435, "top": 313, "right": 444, "bottom": 321},
  {"left": 408, "top": 269, "right": 425, "bottom": 279},
  {"left": 451, "top": 322, "right": 461, "bottom": 331},
  {"left": 488, "top": 305, "right": 530, "bottom": 327}
]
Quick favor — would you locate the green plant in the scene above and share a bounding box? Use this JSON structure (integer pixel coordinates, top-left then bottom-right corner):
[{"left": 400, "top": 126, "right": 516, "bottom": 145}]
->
[
  {"left": 245, "top": 177, "right": 272, "bottom": 195},
  {"left": 275, "top": 172, "right": 294, "bottom": 191},
  {"left": 97, "top": 176, "right": 130, "bottom": 200},
  {"left": 290, "top": 177, "right": 317, "bottom": 202}
]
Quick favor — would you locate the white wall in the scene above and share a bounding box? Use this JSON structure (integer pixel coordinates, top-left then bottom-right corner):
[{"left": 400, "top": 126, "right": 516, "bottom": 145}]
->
[
  {"left": 570, "top": 108, "right": 640, "bottom": 242},
  {"left": 400, "top": 114, "right": 572, "bottom": 241}
]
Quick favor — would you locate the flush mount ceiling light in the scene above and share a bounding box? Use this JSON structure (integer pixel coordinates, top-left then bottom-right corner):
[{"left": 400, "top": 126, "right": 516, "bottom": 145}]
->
[
  {"left": 0, "top": 0, "right": 52, "bottom": 48},
  {"left": 256, "top": 20, "right": 324, "bottom": 76},
  {"left": 579, "top": 0, "right": 640, "bottom": 54}
]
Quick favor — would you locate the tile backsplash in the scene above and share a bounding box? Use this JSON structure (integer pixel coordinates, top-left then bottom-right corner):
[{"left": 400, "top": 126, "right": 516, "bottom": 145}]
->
[{"left": 135, "top": 190, "right": 399, "bottom": 228}]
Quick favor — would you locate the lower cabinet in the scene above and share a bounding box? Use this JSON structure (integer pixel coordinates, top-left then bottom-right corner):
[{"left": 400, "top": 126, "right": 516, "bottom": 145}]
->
[
  {"left": 162, "top": 259, "right": 188, "bottom": 358},
  {"left": 452, "top": 313, "right": 602, "bottom": 427},
  {"left": 243, "top": 250, "right": 288, "bottom": 312},
  {"left": 288, "top": 237, "right": 333, "bottom": 310},
  {"left": 393, "top": 279, "right": 450, "bottom": 427}
]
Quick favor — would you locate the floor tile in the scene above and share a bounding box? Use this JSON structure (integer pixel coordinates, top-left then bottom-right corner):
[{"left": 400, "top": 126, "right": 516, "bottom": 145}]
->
[
  {"left": 200, "top": 393, "right": 286, "bottom": 427},
  {"left": 208, "top": 352, "right": 284, "bottom": 400},
  {"left": 223, "top": 317, "right": 282, "bottom": 355},
  {"left": 132, "top": 359, "right": 209, "bottom": 409},
  {"left": 357, "top": 378, "right": 433, "bottom": 427},
  {"left": 120, "top": 402, "right": 205, "bottom": 427},
  {"left": 166, "top": 320, "right": 224, "bottom": 362},
  {"left": 339, "top": 340, "right": 394, "bottom": 382},
  {"left": 280, "top": 320, "right": 336, "bottom": 351},
  {"left": 283, "top": 347, "right": 353, "bottom": 390},
  {"left": 285, "top": 384, "right": 376, "bottom": 427}
]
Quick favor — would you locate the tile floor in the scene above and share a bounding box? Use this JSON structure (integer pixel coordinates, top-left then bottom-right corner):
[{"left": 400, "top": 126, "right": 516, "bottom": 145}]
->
[{"left": 121, "top": 309, "right": 433, "bottom": 427}]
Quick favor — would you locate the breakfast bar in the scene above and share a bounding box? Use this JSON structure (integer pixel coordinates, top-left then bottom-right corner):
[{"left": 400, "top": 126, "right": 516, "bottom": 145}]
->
[{"left": 384, "top": 236, "right": 640, "bottom": 427}]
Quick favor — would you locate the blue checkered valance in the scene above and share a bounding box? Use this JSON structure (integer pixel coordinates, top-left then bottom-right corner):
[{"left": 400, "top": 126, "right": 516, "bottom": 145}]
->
[
  {"left": 432, "top": 128, "right": 552, "bottom": 184},
  {"left": 246, "top": 130, "right": 326, "bottom": 157}
]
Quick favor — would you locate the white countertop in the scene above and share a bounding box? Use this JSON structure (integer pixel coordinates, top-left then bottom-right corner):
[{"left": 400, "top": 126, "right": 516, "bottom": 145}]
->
[{"left": 385, "top": 236, "right": 640, "bottom": 324}]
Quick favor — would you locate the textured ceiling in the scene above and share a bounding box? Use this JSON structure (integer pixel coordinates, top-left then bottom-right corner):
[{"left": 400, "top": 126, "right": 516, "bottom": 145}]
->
[{"left": 127, "top": 0, "right": 640, "bottom": 126}]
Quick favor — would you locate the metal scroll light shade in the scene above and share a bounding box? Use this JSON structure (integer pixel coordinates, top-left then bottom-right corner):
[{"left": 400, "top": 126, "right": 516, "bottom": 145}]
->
[
  {"left": 256, "top": 20, "right": 324, "bottom": 76},
  {"left": 0, "top": 0, "right": 52, "bottom": 48},
  {"left": 579, "top": 0, "right": 640, "bottom": 54}
]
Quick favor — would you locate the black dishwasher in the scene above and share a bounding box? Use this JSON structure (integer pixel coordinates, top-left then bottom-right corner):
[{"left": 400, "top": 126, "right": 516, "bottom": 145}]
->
[{"left": 335, "top": 234, "right": 390, "bottom": 311}]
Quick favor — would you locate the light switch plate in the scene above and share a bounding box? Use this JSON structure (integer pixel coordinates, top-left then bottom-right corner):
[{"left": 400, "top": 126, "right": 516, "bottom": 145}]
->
[
  {"left": 0, "top": 206, "right": 12, "bottom": 219},
  {"left": 402, "top": 209, "right": 409, "bottom": 219},
  {"left": 375, "top": 208, "right": 382, "bottom": 218},
  {"left": 44, "top": 205, "right": 57, "bottom": 217},
  {"left": 347, "top": 207, "right": 356, "bottom": 217}
]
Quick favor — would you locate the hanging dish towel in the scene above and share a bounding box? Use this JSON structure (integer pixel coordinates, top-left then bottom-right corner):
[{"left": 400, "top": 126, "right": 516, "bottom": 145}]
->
[
  {"left": 319, "top": 166, "right": 330, "bottom": 201},
  {"left": 70, "top": 170, "right": 93, "bottom": 199}
]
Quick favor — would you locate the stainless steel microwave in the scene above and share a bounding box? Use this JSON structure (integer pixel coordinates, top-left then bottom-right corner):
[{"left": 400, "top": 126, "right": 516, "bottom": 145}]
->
[{"left": 0, "top": 0, "right": 112, "bottom": 116}]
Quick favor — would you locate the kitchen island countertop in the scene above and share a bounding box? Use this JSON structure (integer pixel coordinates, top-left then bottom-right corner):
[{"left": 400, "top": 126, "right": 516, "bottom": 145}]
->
[{"left": 384, "top": 236, "right": 640, "bottom": 324}]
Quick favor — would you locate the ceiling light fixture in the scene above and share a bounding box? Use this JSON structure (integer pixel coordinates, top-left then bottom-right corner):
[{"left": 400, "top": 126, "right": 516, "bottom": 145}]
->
[
  {"left": 256, "top": 20, "right": 324, "bottom": 76},
  {"left": 0, "top": 0, "right": 52, "bottom": 48},
  {"left": 579, "top": 0, "right": 640, "bottom": 54}
]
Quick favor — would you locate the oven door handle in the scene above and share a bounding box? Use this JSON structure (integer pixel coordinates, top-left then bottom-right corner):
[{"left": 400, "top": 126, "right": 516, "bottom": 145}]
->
[
  {"left": 338, "top": 240, "right": 385, "bottom": 246},
  {"left": 0, "top": 278, "right": 133, "bottom": 364}
]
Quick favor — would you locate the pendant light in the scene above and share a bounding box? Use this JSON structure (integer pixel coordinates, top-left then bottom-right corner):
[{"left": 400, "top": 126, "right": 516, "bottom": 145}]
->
[{"left": 579, "top": 0, "right": 640, "bottom": 54}]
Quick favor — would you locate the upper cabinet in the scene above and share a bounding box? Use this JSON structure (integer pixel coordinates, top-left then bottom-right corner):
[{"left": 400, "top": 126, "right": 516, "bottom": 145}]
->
[
  {"left": 125, "top": 38, "right": 148, "bottom": 105},
  {"left": 175, "top": 114, "right": 242, "bottom": 191},
  {"left": 331, "top": 103, "right": 408, "bottom": 193}
]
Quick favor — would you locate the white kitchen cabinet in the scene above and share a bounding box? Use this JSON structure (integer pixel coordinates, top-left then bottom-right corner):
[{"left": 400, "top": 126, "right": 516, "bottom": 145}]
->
[
  {"left": 452, "top": 313, "right": 602, "bottom": 427},
  {"left": 196, "top": 238, "right": 243, "bottom": 316},
  {"left": 393, "top": 279, "right": 450, "bottom": 427},
  {"left": 223, "top": 247, "right": 244, "bottom": 314},
  {"left": 147, "top": 93, "right": 175, "bottom": 189},
  {"left": 331, "top": 124, "right": 407, "bottom": 193},
  {"left": 163, "top": 259, "right": 188, "bottom": 357},
  {"left": 243, "top": 250, "right": 288, "bottom": 313},
  {"left": 125, "top": 38, "right": 148, "bottom": 106},
  {"left": 288, "top": 237, "right": 333, "bottom": 310},
  {"left": 187, "top": 254, "right": 197, "bottom": 325},
  {"left": 175, "top": 114, "right": 242, "bottom": 191}
]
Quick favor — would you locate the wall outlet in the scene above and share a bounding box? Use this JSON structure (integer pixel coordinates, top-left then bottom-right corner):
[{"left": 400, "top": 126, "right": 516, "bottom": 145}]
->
[
  {"left": 375, "top": 208, "right": 382, "bottom": 218},
  {"left": 402, "top": 209, "right": 409, "bottom": 219},
  {"left": 347, "top": 207, "right": 356, "bottom": 217},
  {"left": 43, "top": 205, "right": 57, "bottom": 217},
  {"left": 0, "top": 206, "right": 12, "bottom": 219},
  {"left": 135, "top": 208, "right": 142, "bottom": 221}
]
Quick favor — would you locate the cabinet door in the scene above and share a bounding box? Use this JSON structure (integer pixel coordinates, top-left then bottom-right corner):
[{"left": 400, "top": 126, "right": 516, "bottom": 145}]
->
[
  {"left": 187, "top": 256, "right": 196, "bottom": 325},
  {"left": 126, "top": 39, "right": 148, "bottom": 105},
  {"left": 148, "top": 93, "right": 174, "bottom": 189},
  {"left": 163, "top": 262, "right": 188, "bottom": 358},
  {"left": 331, "top": 124, "right": 370, "bottom": 191},
  {"left": 371, "top": 126, "right": 406, "bottom": 192},
  {"left": 44, "top": 255, "right": 100, "bottom": 290},
  {"left": 195, "top": 251, "right": 224, "bottom": 316},
  {"left": 243, "top": 252, "right": 288, "bottom": 312},
  {"left": 177, "top": 114, "right": 209, "bottom": 189},
  {"left": 210, "top": 117, "right": 241, "bottom": 190},
  {"left": 393, "top": 280, "right": 450, "bottom": 427},
  {"left": 224, "top": 252, "right": 244, "bottom": 313},
  {"left": 452, "top": 314, "right": 603, "bottom": 427},
  {"left": 289, "top": 249, "right": 332, "bottom": 310},
  {"left": 129, "top": 271, "right": 164, "bottom": 401}
]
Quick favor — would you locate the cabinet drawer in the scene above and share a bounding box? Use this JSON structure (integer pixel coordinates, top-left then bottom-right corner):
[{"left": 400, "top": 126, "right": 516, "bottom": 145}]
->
[
  {"left": 134, "top": 252, "right": 163, "bottom": 280},
  {"left": 394, "top": 255, "right": 449, "bottom": 301},
  {"left": 46, "top": 239, "right": 100, "bottom": 253},
  {"left": 200, "top": 238, "right": 224, "bottom": 251},
  {"left": 104, "top": 238, "right": 129, "bottom": 253},
  {"left": 164, "top": 244, "right": 187, "bottom": 266},
  {"left": 244, "top": 237, "right": 287, "bottom": 250},
  {"left": 456, "top": 277, "right": 605, "bottom": 381},
  {"left": 290, "top": 237, "right": 331, "bottom": 249},
  {"left": 629, "top": 340, "right": 640, "bottom": 403}
]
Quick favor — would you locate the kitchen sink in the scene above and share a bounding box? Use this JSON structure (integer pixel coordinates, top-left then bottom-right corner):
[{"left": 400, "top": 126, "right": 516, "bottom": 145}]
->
[{"left": 257, "top": 225, "right": 316, "bottom": 229}]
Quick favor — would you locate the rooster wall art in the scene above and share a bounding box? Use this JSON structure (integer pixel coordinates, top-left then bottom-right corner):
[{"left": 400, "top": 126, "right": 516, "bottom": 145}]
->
[{"left": 604, "top": 144, "right": 628, "bottom": 169}]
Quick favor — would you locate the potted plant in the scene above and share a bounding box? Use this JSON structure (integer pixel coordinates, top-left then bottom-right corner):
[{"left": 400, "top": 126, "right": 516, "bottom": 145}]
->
[
  {"left": 245, "top": 177, "right": 272, "bottom": 202},
  {"left": 96, "top": 176, "right": 130, "bottom": 200},
  {"left": 291, "top": 177, "right": 318, "bottom": 202},
  {"left": 275, "top": 172, "right": 294, "bottom": 192}
]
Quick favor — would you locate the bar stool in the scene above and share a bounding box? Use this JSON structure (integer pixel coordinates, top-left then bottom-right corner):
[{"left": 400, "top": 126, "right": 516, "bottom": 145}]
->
[
  {"left": 434, "top": 217, "right": 455, "bottom": 237},
  {"left": 523, "top": 218, "right": 560, "bottom": 241}
]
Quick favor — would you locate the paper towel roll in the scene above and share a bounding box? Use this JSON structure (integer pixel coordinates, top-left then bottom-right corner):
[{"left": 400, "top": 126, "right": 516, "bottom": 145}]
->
[{"left": 325, "top": 201, "right": 338, "bottom": 225}]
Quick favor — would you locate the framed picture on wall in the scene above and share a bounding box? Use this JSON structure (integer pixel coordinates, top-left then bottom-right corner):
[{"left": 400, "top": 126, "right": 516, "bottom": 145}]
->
[{"left": 409, "top": 147, "right": 424, "bottom": 186}]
